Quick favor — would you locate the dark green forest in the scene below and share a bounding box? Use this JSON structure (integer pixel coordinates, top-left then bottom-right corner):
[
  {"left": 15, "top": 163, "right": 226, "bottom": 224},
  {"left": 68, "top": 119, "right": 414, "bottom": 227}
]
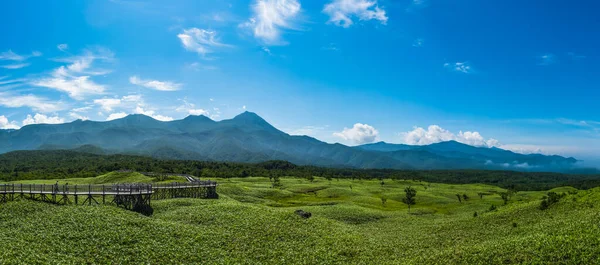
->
[{"left": 1, "top": 150, "right": 599, "bottom": 191}]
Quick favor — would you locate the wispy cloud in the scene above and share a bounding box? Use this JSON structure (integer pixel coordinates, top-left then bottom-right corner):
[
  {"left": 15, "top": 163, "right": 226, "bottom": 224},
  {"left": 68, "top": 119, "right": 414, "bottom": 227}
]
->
[
  {"left": 32, "top": 47, "right": 114, "bottom": 100},
  {"left": 288, "top": 125, "right": 328, "bottom": 137},
  {"left": 93, "top": 94, "right": 141, "bottom": 112},
  {"left": 0, "top": 50, "right": 25, "bottom": 61},
  {"left": 444, "top": 62, "right": 472, "bottom": 74},
  {"left": 177, "top": 28, "right": 231, "bottom": 56},
  {"left": 57, "top": 44, "right": 69, "bottom": 52},
  {"left": 185, "top": 62, "right": 218, "bottom": 71},
  {"left": 323, "top": 0, "right": 387, "bottom": 28},
  {"left": 0, "top": 50, "right": 41, "bottom": 69},
  {"left": 412, "top": 38, "right": 424, "bottom": 47},
  {"left": 567, "top": 52, "right": 586, "bottom": 60},
  {"left": 333, "top": 123, "right": 379, "bottom": 144},
  {"left": 176, "top": 98, "right": 219, "bottom": 119},
  {"left": 1, "top": 63, "right": 30, "bottom": 69},
  {"left": 239, "top": 0, "right": 302, "bottom": 45},
  {"left": 0, "top": 92, "right": 65, "bottom": 113},
  {"left": 406, "top": 0, "right": 429, "bottom": 12},
  {"left": 321, "top": 43, "right": 340, "bottom": 52},
  {"left": 538, "top": 53, "right": 556, "bottom": 66},
  {"left": 129, "top": 76, "right": 182, "bottom": 91},
  {"left": 133, "top": 106, "right": 173, "bottom": 121}
]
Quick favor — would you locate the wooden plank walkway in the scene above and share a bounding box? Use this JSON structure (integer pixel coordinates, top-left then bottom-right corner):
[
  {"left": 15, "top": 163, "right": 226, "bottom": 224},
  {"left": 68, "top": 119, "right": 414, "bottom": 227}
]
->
[{"left": 0, "top": 181, "right": 218, "bottom": 214}]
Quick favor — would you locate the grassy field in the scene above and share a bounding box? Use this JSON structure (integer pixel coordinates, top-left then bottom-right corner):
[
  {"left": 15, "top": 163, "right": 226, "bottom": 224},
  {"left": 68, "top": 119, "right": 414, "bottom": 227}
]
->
[
  {"left": 3, "top": 171, "right": 188, "bottom": 185},
  {"left": 0, "top": 173, "right": 599, "bottom": 264}
]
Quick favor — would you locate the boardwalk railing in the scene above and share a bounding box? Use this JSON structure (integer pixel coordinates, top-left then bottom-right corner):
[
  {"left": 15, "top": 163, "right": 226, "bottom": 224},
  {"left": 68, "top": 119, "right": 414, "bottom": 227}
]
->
[
  {"left": 0, "top": 181, "right": 218, "bottom": 215},
  {"left": 0, "top": 183, "right": 153, "bottom": 195}
]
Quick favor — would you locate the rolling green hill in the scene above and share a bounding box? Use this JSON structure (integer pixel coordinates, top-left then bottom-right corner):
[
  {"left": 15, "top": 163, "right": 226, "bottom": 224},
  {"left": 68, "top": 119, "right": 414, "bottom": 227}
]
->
[{"left": 0, "top": 176, "right": 598, "bottom": 264}]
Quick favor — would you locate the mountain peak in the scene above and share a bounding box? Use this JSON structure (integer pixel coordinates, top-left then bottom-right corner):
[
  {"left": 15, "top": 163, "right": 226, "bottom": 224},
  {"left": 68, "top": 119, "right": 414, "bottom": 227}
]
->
[
  {"left": 227, "top": 111, "right": 280, "bottom": 132},
  {"left": 182, "top": 114, "right": 215, "bottom": 123},
  {"left": 233, "top": 111, "right": 262, "bottom": 120}
]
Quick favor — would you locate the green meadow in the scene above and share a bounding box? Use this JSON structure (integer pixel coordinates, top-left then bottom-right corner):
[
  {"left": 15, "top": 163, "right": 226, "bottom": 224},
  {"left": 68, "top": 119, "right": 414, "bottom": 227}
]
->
[{"left": 1, "top": 173, "right": 599, "bottom": 264}]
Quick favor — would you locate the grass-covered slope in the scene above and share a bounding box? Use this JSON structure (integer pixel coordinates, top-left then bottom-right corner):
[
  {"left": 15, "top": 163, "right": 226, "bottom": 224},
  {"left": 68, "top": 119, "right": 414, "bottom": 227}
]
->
[
  {"left": 0, "top": 177, "right": 598, "bottom": 264},
  {"left": 6, "top": 171, "right": 187, "bottom": 185}
]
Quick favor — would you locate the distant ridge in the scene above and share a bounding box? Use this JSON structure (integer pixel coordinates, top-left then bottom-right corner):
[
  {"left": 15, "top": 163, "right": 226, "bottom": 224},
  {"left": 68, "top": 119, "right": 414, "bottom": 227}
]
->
[{"left": 0, "top": 112, "right": 585, "bottom": 172}]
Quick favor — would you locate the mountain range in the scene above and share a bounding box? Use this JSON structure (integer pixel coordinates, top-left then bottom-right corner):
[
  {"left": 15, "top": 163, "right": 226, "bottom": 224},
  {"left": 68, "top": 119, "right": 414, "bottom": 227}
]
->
[{"left": 0, "top": 112, "right": 586, "bottom": 172}]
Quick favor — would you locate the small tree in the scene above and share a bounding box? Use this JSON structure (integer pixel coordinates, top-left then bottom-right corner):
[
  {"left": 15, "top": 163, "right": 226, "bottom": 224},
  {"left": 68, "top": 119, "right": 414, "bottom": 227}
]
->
[
  {"left": 456, "top": 194, "right": 462, "bottom": 203},
  {"left": 462, "top": 194, "right": 469, "bottom": 201},
  {"left": 272, "top": 176, "right": 282, "bottom": 188},
  {"left": 500, "top": 192, "right": 510, "bottom": 205},
  {"left": 473, "top": 211, "right": 478, "bottom": 217},
  {"left": 402, "top": 186, "right": 417, "bottom": 212},
  {"left": 540, "top": 191, "right": 565, "bottom": 210}
]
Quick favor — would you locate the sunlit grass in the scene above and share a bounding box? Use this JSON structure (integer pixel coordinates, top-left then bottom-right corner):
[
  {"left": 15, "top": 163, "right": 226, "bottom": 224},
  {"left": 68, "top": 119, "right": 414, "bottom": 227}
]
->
[{"left": 0, "top": 174, "right": 598, "bottom": 264}]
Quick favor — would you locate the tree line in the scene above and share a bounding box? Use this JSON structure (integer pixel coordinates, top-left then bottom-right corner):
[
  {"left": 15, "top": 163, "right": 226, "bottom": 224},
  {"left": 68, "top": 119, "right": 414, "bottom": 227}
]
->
[{"left": 1, "top": 150, "right": 600, "bottom": 191}]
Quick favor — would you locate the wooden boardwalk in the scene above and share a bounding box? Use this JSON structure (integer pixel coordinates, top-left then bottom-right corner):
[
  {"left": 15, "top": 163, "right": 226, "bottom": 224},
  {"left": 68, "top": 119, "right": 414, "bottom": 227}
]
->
[{"left": 0, "top": 181, "right": 218, "bottom": 214}]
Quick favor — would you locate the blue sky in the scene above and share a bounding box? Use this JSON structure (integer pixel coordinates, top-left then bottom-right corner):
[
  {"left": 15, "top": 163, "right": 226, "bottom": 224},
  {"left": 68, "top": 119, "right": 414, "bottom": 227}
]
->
[{"left": 1, "top": 0, "right": 599, "bottom": 163}]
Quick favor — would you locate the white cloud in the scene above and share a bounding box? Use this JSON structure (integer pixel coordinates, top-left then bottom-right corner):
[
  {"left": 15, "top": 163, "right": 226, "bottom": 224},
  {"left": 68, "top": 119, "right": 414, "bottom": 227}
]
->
[
  {"left": 176, "top": 99, "right": 213, "bottom": 118},
  {"left": 444, "top": 62, "right": 472, "bottom": 74},
  {"left": 177, "top": 28, "right": 230, "bottom": 56},
  {"left": 500, "top": 144, "right": 544, "bottom": 155},
  {"left": 323, "top": 0, "right": 387, "bottom": 28},
  {"left": 401, "top": 125, "right": 500, "bottom": 148},
  {"left": 1, "top": 63, "right": 30, "bottom": 69},
  {"left": 262, "top": 46, "right": 273, "bottom": 55},
  {"left": 413, "top": 38, "right": 424, "bottom": 47},
  {"left": 93, "top": 94, "right": 142, "bottom": 112},
  {"left": 0, "top": 50, "right": 25, "bottom": 61},
  {"left": 32, "top": 48, "right": 114, "bottom": 100},
  {"left": 106, "top": 112, "right": 128, "bottom": 121},
  {"left": 0, "top": 115, "right": 20, "bottom": 129},
  {"left": 188, "top": 108, "right": 210, "bottom": 116},
  {"left": 22, "top": 113, "right": 65, "bottom": 126},
  {"left": 240, "top": 0, "right": 302, "bottom": 45},
  {"left": 93, "top": 98, "right": 122, "bottom": 111},
  {"left": 57, "top": 44, "right": 69, "bottom": 51},
  {"left": 538, "top": 53, "right": 556, "bottom": 66},
  {"left": 69, "top": 112, "right": 89, "bottom": 120},
  {"left": 71, "top": 106, "right": 92, "bottom": 113},
  {"left": 134, "top": 106, "right": 173, "bottom": 121},
  {"left": 0, "top": 50, "right": 41, "bottom": 69},
  {"left": 129, "top": 76, "right": 182, "bottom": 91},
  {"left": 122, "top": 94, "right": 142, "bottom": 102},
  {"left": 186, "top": 62, "right": 218, "bottom": 71},
  {"left": 333, "top": 123, "right": 379, "bottom": 144},
  {"left": 0, "top": 92, "right": 65, "bottom": 113}
]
